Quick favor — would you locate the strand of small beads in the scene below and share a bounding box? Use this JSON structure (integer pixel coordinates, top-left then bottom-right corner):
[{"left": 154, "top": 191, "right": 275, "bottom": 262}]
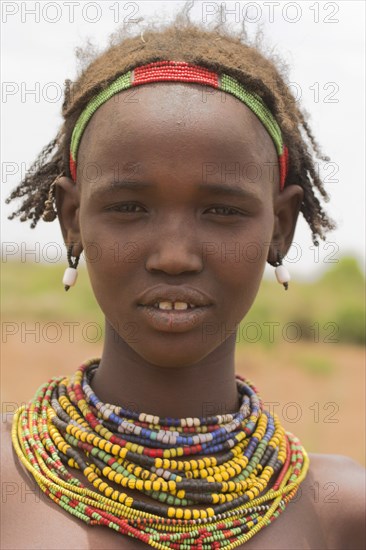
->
[{"left": 11, "top": 358, "right": 309, "bottom": 549}]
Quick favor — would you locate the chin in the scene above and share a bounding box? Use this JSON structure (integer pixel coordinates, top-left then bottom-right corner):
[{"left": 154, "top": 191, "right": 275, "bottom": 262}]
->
[{"left": 127, "top": 336, "right": 219, "bottom": 369}]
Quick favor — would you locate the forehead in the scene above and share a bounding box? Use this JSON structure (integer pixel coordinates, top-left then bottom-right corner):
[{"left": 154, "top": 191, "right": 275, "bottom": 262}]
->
[{"left": 79, "top": 82, "right": 276, "bottom": 162}]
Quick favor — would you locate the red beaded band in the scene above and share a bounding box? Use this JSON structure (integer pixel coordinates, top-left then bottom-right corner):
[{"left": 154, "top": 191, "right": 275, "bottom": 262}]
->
[
  {"left": 133, "top": 61, "right": 220, "bottom": 88},
  {"left": 70, "top": 60, "right": 289, "bottom": 190}
]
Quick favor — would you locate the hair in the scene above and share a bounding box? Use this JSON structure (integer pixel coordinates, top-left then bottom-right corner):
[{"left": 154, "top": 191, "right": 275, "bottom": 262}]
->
[{"left": 6, "top": 3, "right": 336, "bottom": 245}]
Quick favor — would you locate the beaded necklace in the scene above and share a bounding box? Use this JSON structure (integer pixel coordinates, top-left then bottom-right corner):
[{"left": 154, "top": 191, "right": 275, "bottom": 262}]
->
[{"left": 12, "top": 358, "right": 309, "bottom": 549}]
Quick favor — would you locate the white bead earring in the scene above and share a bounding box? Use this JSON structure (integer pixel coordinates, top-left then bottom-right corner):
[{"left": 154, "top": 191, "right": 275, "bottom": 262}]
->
[
  {"left": 62, "top": 244, "right": 80, "bottom": 291},
  {"left": 274, "top": 251, "right": 290, "bottom": 290}
]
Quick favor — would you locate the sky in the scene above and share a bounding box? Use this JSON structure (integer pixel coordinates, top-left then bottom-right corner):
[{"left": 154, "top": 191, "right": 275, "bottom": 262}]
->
[{"left": 1, "top": 0, "right": 365, "bottom": 280}]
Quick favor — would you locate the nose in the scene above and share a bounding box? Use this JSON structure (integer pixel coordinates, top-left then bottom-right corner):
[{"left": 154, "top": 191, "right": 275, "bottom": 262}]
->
[{"left": 145, "top": 220, "right": 204, "bottom": 276}]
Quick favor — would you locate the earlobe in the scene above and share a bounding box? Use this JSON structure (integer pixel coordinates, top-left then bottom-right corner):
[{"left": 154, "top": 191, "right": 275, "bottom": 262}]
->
[
  {"left": 268, "top": 184, "right": 304, "bottom": 263},
  {"left": 55, "top": 176, "right": 83, "bottom": 256}
]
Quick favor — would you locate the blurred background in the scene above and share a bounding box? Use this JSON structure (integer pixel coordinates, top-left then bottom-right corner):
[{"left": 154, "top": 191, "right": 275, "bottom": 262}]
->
[{"left": 1, "top": 1, "right": 365, "bottom": 465}]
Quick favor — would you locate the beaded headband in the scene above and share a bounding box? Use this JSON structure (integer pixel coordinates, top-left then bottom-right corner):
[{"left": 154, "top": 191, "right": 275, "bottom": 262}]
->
[{"left": 69, "top": 60, "right": 289, "bottom": 190}]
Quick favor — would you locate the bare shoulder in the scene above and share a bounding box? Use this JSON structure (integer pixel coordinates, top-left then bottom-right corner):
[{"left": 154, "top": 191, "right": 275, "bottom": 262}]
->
[
  {"left": 306, "top": 452, "right": 366, "bottom": 549},
  {"left": 1, "top": 412, "right": 23, "bottom": 482},
  {"left": 1, "top": 414, "right": 86, "bottom": 549},
  {"left": 1, "top": 414, "right": 155, "bottom": 549}
]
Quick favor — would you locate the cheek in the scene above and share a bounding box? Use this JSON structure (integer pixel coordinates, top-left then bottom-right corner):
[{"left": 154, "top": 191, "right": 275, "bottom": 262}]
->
[
  {"left": 79, "top": 217, "right": 141, "bottom": 309},
  {"left": 213, "top": 219, "right": 273, "bottom": 323},
  {"left": 214, "top": 249, "right": 266, "bottom": 326}
]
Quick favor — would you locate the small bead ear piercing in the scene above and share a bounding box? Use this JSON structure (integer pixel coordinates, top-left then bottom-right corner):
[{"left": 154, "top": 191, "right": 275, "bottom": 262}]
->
[{"left": 62, "top": 244, "right": 80, "bottom": 291}]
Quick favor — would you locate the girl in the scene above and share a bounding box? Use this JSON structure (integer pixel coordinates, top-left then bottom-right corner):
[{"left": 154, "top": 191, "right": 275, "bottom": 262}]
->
[{"left": 3, "top": 11, "right": 365, "bottom": 550}]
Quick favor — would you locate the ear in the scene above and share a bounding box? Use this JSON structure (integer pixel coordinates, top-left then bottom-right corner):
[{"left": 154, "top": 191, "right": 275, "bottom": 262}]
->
[
  {"left": 268, "top": 184, "right": 304, "bottom": 264},
  {"left": 55, "top": 176, "right": 83, "bottom": 257}
]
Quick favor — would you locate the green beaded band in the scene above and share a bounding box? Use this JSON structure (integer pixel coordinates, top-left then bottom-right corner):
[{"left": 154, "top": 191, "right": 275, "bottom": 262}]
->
[
  {"left": 70, "top": 71, "right": 131, "bottom": 171},
  {"left": 69, "top": 61, "right": 288, "bottom": 189},
  {"left": 219, "top": 74, "right": 282, "bottom": 156}
]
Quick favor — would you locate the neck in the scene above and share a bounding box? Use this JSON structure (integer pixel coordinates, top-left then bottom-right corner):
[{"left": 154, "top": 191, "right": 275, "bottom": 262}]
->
[{"left": 90, "top": 319, "right": 240, "bottom": 418}]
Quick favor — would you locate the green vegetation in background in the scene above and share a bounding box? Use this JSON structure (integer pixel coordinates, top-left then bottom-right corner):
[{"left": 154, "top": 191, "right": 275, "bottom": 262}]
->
[
  {"left": 239, "top": 257, "right": 365, "bottom": 346},
  {"left": 1, "top": 262, "right": 104, "bottom": 324},
  {"left": 1, "top": 256, "right": 365, "bottom": 345}
]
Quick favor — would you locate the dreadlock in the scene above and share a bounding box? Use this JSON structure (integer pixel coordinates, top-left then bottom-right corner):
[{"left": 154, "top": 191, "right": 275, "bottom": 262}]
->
[{"left": 6, "top": 6, "right": 336, "bottom": 245}]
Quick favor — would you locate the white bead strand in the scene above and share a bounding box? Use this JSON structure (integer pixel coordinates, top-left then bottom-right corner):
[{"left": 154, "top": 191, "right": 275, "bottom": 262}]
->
[
  {"left": 62, "top": 267, "right": 78, "bottom": 291},
  {"left": 275, "top": 264, "right": 290, "bottom": 290}
]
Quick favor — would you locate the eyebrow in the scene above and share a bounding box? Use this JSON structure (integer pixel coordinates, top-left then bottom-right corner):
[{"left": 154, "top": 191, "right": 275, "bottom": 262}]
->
[
  {"left": 91, "top": 180, "right": 261, "bottom": 201},
  {"left": 197, "top": 182, "right": 260, "bottom": 201}
]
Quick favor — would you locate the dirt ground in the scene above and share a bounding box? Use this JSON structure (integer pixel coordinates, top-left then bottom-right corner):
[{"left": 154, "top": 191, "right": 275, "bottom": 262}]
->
[{"left": 1, "top": 334, "right": 365, "bottom": 466}]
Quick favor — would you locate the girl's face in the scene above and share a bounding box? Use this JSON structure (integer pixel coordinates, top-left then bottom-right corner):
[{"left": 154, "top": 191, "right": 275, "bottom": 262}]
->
[{"left": 58, "top": 83, "right": 302, "bottom": 367}]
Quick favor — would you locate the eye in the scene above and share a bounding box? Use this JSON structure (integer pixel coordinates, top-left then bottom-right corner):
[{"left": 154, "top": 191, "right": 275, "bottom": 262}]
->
[
  {"left": 107, "top": 202, "right": 146, "bottom": 213},
  {"left": 206, "top": 206, "right": 245, "bottom": 216}
]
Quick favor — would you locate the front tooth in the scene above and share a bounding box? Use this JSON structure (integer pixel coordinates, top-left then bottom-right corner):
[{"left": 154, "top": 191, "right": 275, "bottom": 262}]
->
[
  {"left": 174, "top": 302, "right": 188, "bottom": 310},
  {"left": 158, "top": 301, "right": 173, "bottom": 310}
]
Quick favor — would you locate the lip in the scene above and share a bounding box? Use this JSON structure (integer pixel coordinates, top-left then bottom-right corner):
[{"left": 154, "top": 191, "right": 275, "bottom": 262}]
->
[
  {"left": 137, "top": 304, "right": 212, "bottom": 333},
  {"left": 136, "top": 285, "right": 214, "bottom": 308}
]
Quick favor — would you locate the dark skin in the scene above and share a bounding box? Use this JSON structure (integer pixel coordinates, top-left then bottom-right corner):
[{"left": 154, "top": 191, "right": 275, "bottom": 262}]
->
[
  {"left": 2, "top": 83, "right": 365, "bottom": 550},
  {"left": 55, "top": 83, "right": 303, "bottom": 418}
]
